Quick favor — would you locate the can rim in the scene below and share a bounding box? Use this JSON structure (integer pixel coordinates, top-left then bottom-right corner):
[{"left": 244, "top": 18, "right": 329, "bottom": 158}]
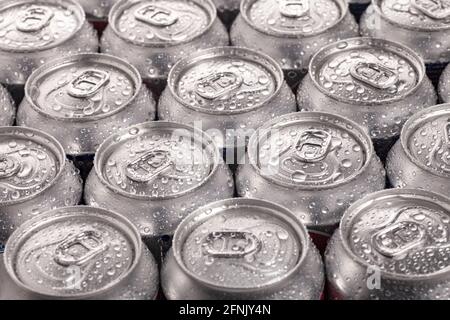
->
[
  {"left": 3, "top": 206, "right": 148, "bottom": 299},
  {"left": 171, "top": 198, "right": 317, "bottom": 294},
  {"left": 166, "top": 46, "right": 285, "bottom": 115},
  {"left": 23, "top": 53, "right": 145, "bottom": 123},
  {"left": 0, "top": 0, "right": 88, "bottom": 53},
  {"left": 399, "top": 103, "right": 450, "bottom": 179},
  {"left": 307, "top": 37, "right": 427, "bottom": 106},
  {"left": 107, "top": 0, "right": 220, "bottom": 48},
  {"left": 93, "top": 120, "right": 223, "bottom": 201},
  {"left": 371, "top": 0, "right": 450, "bottom": 32},
  {"left": 0, "top": 126, "right": 69, "bottom": 207},
  {"left": 239, "top": 0, "right": 350, "bottom": 38},
  {"left": 246, "top": 111, "right": 376, "bottom": 191},
  {"left": 339, "top": 188, "right": 450, "bottom": 281}
]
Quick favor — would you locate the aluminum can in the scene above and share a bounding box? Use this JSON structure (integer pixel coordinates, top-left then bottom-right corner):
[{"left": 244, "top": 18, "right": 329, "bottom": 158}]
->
[
  {"left": 0, "top": 206, "right": 159, "bottom": 300},
  {"left": 0, "top": 84, "right": 15, "bottom": 126},
  {"left": 326, "top": 188, "right": 450, "bottom": 300},
  {"left": 230, "top": 0, "right": 359, "bottom": 89},
  {"left": 298, "top": 37, "right": 437, "bottom": 160},
  {"left": 162, "top": 198, "right": 324, "bottom": 300},
  {"left": 439, "top": 63, "right": 450, "bottom": 102},
  {"left": 212, "top": 0, "right": 241, "bottom": 28},
  {"left": 0, "top": 0, "right": 99, "bottom": 104},
  {"left": 158, "top": 46, "right": 297, "bottom": 161},
  {"left": 387, "top": 103, "right": 450, "bottom": 195},
  {"left": 17, "top": 53, "right": 156, "bottom": 179},
  {"left": 348, "top": 0, "right": 371, "bottom": 21},
  {"left": 101, "top": 0, "right": 229, "bottom": 97},
  {"left": 360, "top": 0, "right": 450, "bottom": 85},
  {"left": 0, "top": 126, "right": 82, "bottom": 246},
  {"left": 236, "top": 112, "right": 386, "bottom": 234},
  {"left": 84, "top": 121, "right": 235, "bottom": 261}
]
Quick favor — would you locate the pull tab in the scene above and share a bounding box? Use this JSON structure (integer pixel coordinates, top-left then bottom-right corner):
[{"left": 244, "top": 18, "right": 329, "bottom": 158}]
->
[
  {"left": 279, "top": 0, "right": 310, "bottom": 18},
  {"left": 0, "top": 155, "right": 21, "bottom": 179},
  {"left": 445, "top": 122, "right": 450, "bottom": 145},
  {"left": 372, "top": 221, "right": 426, "bottom": 258},
  {"left": 16, "top": 6, "right": 54, "bottom": 33},
  {"left": 203, "top": 231, "right": 261, "bottom": 259},
  {"left": 54, "top": 231, "right": 109, "bottom": 267},
  {"left": 295, "top": 130, "right": 332, "bottom": 163},
  {"left": 67, "top": 70, "right": 110, "bottom": 98},
  {"left": 134, "top": 4, "right": 179, "bottom": 27},
  {"left": 195, "top": 72, "right": 243, "bottom": 100},
  {"left": 412, "top": 0, "right": 450, "bottom": 20},
  {"left": 350, "top": 62, "right": 399, "bottom": 90},
  {"left": 125, "top": 150, "right": 173, "bottom": 183}
]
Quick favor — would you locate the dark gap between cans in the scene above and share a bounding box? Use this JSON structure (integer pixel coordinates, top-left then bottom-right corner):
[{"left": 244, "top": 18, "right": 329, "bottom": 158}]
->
[
  {"left": 349, "top": 3, "right": 370, "bottom": 23},
  {"left": 427, "top": 62, "right": 448, "bottom": 90}
]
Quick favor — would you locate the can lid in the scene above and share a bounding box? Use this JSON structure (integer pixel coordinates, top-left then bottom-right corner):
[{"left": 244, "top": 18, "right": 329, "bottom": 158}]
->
[
  {"left": 26, "top": 53, "right": 141, "bottom": 121},
  {"left": 401, "top": 103, "right": 450, "bottom": 179},
  {"left": 375, "top": 0, "right": 450, "bottom": 31},
  {"left": 241, "top": 0, "right": 347, "bottom": 37},
  {"left": 109, "top": 0, "right": 216, "bottom": 46},
  {"left": 248, "top": 112, "right": 373, "bottom": 190},
  {"left": 341, "top": 189, "right": 450, "bottom": 279},
  {"left": 310, "top": 37, "right": 423, "bottom": 105},
  {"left": 0, "top": 0, "right": 86, "bottom": 53},
  {"left": 174, "top": 198, "right": 307, "bottom": 291},
  {"left": 95, "top": 121, "right": 220, "bottom": 200},
  {"left": 0, "top": 127, "right": 64, "bottom": 205},
  {"left": 4, "top": 206, "right": 143, "bottom": 298},
  {"left": 168, "top": 47, "right": 282, "bottom": 115}
]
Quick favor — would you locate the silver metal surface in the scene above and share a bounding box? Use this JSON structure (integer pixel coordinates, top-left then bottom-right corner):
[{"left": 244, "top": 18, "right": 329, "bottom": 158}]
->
[
  {"left": 326, "top": 188, "right": 450, "bottom": 300},
  {"left": 158, "top": 46, "right": 297, "bottom": 150},
  {"left": 0, "top": 0, "right": 98, "bottom": 87},
  {"left": 0, "top": 126, "right": 82, "bottom": 246},
  {"left": 0, "top": 206, "right": 159, "bottom": 300},
  {"left": 236, "top": 112, "right": 386, "bottom": 233},
  {"left": 162, "top": 198, "right": 324, "bottom": 300},
  {"left": 101, "top": 0, "right": 229, "bottom": 83}
]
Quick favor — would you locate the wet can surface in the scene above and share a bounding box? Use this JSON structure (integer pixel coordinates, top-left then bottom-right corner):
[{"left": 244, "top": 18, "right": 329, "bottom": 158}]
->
[
  {"left": 230, "top": 0, "right": 359, "bottom": 89},
  {"left": 84, "top": 121, "right": 235, "bottom": 261},
  {"left": 326, "top": 188, "right": 450, "bottom": 300},
  {"left": 361, "top": 0, "right": 450, "bottom": 85},
  {"left": 0, "top": 206, "right": 159, "bottom": 300},
  {"left": 0, "top": 84, "right": 16, "bottom": 126},
  {"left": 212, "top": 0, "right": 241, "bottom": 28},
  {"left": 236, "top": 112, "right": 386, "bottom": 234},
  {"left": 158, "top": 46, "right": 297, "bottom": 159},
  {"left": 162, "top": 198, "right": 324, "bottom": 300},
  {"left": 17, "top": 53, "right": 156, "bottom": 179},
  {"left": 78, "top": 0, "right": 118, "bottom": 32},
  {"left": 298, "top": 37, "right": 437, "bottom": 161},
  {"left": 0, "top": 127, "right": 82, "bottom": 246},
  {"left": 101, "top": 0, "right": 229, "bottom": 97},
  {"left": 387, "top": 103, "right": 450, "bottom": 196},
  {"left": 0, "top": 0, "right": 99, "bottom": 103}
]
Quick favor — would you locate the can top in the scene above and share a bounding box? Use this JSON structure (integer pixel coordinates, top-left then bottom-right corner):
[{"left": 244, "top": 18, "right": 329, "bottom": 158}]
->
[
  {"left": 340, "top": 189, "right": 450, "bottom": 279},
  {"left": 0, "top": 0, "right": 86, "bottom": 53},
  {"left": 309, "top": 37, "right": 424, "bottom": 105},
  {"left": 0, "top": 126, "right": 66, "bottom": 206},
  {"left": 374, "top": 0, "right": 450, "bottom": 31},
  {"left": 173, "top": 198, "right": 309, "bottom": 291},
  {"left": 241, "top": 0, "right": 348, "bottom": 37},
  {"left": 3, "top": 206, "right": 146, "bottom": 298},
  {"left": 25, "top": 53, "right": 142, "bottom": 122},
  {"left": 109, "top": 0, "right": 217, "bottom": 47},
  {"left": 247, "top": 112, "right": 373, "bottom": 190},
  {"left": 95, "top": 121, "right": 221, "bottom": 200},
  {"left": 400, "top": 103, "right": 450, "bottom": 179},
  {"left": 168, "top": 46, "right": 283, "bottom": 115}
]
